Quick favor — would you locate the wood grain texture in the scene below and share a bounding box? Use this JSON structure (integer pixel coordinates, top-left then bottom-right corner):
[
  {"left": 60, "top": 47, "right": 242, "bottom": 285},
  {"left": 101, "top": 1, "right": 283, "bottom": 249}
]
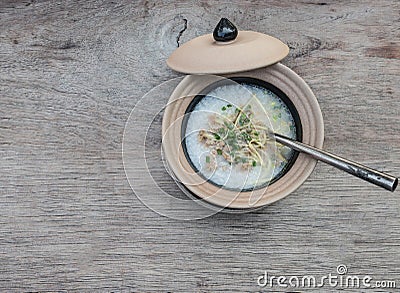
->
[{"left": 0, "top": 0, "right": 399, "bottom": 292}]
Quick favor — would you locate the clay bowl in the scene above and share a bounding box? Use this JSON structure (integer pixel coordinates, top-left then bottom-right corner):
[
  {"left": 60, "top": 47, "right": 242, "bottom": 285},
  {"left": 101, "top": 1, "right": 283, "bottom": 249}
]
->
[{"left": 162, "top": 63, "right": 324, "bottom": 210}]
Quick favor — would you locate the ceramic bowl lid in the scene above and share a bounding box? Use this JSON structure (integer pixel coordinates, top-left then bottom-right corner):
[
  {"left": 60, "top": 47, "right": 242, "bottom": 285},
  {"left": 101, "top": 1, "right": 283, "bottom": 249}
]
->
[{"left": 167, "top": 18, "right": 289, "bottom": 75}]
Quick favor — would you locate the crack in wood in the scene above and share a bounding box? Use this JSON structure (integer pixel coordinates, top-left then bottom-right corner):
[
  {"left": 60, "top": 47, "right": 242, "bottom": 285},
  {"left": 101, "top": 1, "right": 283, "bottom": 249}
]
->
[
  {"left": 302, "top": 1, "right": 328, "bottom": 5},
  {"left": 176, "top": 18, "right": 187, "bottom": 47},
  {"left": 30, "top": 39, "right": 79, "bottom": 50}
]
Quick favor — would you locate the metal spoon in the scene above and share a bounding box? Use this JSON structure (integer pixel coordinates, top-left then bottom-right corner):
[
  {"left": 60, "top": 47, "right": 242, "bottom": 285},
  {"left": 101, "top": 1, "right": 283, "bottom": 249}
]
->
[{"left": 273, "top": 133, "right": 398, "bottom": 191}]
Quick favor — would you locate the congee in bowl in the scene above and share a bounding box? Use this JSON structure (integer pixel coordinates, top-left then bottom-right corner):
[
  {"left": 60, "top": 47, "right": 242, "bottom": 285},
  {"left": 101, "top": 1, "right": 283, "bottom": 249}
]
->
[{"left": 182, "top": 78, "right": 302, "bottom": 191}]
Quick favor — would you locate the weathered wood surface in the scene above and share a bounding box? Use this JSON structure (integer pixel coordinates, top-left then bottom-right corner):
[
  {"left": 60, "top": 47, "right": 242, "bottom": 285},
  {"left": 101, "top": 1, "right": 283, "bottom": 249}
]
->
[{"left": 0, "top": 0, "right": 399, "bottom": 292}]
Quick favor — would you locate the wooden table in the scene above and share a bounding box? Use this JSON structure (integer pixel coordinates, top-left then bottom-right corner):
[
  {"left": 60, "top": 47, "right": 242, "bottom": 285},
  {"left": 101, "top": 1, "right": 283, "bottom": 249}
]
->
[{"left": 1, "top": 1, "right": 399, "bottom": 292}]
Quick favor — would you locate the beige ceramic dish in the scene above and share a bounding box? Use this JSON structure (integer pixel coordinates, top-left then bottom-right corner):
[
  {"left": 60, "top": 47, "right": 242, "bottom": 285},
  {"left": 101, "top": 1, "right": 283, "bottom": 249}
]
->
[
  {"left": 162, "top": 63, "right": 324, "bottom": 209},
  {"left": 167, "top": 31, "right": 289, "bottom": 75}
]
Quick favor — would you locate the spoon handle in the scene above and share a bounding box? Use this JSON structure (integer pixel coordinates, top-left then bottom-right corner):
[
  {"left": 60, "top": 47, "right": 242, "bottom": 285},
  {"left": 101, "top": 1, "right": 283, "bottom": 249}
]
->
[{"left": 274, "top": 133, "right": 398, "bottom": 192}]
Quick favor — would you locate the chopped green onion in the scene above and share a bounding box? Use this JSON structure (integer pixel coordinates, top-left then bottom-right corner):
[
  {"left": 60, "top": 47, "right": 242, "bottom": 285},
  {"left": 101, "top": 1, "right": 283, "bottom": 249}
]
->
[
  {"left": 198, "top": 98, "right": 290, "bottom": 170},
  {"left": 273, "top": 113, "right": 281, "bottom": 120}
]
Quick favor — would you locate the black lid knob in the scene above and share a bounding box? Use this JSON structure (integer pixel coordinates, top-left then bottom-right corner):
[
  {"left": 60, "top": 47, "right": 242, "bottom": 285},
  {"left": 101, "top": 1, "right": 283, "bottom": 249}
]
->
[{"left": 213, "top": 18, "right": 238, "bottom": 42}]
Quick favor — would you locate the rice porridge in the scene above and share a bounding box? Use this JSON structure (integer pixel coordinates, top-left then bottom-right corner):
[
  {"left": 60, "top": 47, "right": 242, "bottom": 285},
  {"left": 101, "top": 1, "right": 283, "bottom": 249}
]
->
[{"left": 184, "top": 82, "right": 297, "bottom": 190}]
